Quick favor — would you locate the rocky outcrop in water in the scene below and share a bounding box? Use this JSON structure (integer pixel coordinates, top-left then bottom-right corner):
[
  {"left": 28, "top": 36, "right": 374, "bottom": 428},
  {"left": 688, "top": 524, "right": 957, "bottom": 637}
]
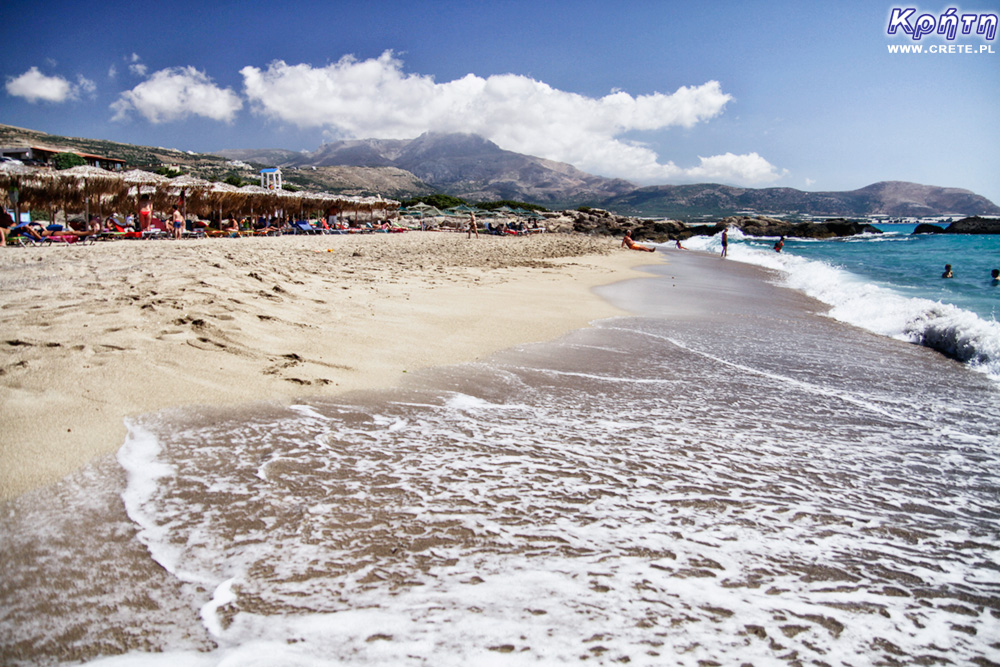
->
[
  {"left": 912, "top": 217, "right": 1000, "bottom": 235},
  {"left": 943, "top": 216, "right": 1000, "bottom": 234},
  {"left": 541, "top": 211, "right": 881, "bottom": 242}
]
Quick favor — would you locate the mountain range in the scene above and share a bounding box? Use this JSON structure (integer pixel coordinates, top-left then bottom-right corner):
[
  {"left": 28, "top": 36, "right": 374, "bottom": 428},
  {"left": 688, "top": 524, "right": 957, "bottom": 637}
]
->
[
  {"left": 217, "top": 133, "right": 1000, "bottom": 218},
  {"left": 2, "top": 124, "right": 997, "bottom": 218}
]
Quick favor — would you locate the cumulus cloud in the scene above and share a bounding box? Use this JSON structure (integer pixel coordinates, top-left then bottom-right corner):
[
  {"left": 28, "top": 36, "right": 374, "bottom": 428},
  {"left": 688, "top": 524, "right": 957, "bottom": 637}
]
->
[
  {"left": 6, "top": 67, "right": 78, "bottom": 103},
  {"left": 111, "top": 66, "right": 242, "bottom": 123},
  {"left": 240, "top": 51, "right": 784, "bottom": 185}
]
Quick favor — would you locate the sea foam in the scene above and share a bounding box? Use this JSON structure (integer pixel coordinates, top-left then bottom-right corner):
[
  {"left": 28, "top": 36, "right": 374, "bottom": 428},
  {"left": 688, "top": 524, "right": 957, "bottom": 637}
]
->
[{"left": 683, "top": 230, "right": 1000, "bottom": 381}]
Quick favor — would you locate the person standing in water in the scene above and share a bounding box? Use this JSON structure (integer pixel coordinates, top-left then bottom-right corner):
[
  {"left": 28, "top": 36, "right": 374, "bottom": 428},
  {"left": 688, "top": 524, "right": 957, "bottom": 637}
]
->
[
  {"left": 991, "top": 269, "right": 999, "bottom": 286},
  {"left": 774, "top": 236, "right": 785, "bottom": 253},
  {"left": 942, "top": 264, "right": 953, "bottom": 279},
  {"left": 721, "top": 228, "right": 728, "bottom": 258}
]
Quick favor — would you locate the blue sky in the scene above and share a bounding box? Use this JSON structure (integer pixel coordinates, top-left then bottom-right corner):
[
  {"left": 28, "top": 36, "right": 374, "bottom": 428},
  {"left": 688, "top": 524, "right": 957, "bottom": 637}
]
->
[{"left": 3, "top": 0, "right": 998, "bottom": 204}]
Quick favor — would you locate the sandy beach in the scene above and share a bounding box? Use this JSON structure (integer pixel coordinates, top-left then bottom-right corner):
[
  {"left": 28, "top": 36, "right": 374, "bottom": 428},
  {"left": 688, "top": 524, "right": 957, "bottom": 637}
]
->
[
  {"left": 2, "top": 236, "right": 998, "bottom": 666},
  {"left": 0, "top": 232, "right": 650, "bottom": 501}
]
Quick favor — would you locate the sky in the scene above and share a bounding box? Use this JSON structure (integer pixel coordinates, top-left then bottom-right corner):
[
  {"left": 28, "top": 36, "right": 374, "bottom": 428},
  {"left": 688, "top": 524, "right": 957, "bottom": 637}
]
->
[{"left": 2, "top": 0, "right": 998, "bottom": 204}]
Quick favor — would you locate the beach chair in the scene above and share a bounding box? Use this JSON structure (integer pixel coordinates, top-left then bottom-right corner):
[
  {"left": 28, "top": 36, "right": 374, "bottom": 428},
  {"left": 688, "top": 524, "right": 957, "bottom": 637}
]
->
[
  {"left": 292, "top": 220, "right": 321, "bottom": 234},
  {"left": 102, "top": 220, "right": 143, "bottom": 240}
]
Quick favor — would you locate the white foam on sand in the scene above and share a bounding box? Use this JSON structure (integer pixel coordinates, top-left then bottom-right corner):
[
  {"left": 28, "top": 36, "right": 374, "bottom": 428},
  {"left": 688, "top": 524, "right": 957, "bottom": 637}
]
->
[
  {"left": 686, "top": 230, "right": 1000, "bottom": 381},
  {"left": 97, "top": 345, "right": 1000, "bottom": 667}
]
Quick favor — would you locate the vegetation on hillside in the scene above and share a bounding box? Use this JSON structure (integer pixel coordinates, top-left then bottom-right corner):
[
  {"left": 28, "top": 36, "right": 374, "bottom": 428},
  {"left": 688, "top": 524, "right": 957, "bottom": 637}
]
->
[
  {"left": 400, "top": 194, "right": 549, "bottom": 212},
  {"left": 400, "top": 194, "right": 468, "bottom": 209},
  {"left": 476, "top": 200, "right": 549, "bottom": 213}
]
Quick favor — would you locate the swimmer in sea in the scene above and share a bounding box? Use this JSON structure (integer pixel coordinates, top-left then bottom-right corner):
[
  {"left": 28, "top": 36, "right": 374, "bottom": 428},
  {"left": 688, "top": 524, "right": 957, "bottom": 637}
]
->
[
  {"left": 621, "top": 229, "right": 655, "bottom": 253},
  {"left": 991, "top": 269, "right": 999, "bottom": 286},
  {"left": 942, "top": 264, "right": 953, "bottom": 279},
  {"left": 774, "top": 236, "right": 784, "bottom": 253}
]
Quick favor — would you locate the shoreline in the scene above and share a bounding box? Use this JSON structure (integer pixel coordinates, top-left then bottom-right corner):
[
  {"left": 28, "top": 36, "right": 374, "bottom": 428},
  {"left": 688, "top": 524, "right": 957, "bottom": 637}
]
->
[
  {"left": 0, "top": 233, "right": 655, "bottom": 501},
  {"left": 3, "top": 243, "right": 998, "bottom": 666}
]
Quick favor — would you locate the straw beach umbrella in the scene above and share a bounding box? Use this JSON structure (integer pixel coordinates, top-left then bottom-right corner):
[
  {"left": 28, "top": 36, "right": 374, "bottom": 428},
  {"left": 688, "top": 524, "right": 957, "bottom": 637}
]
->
[
  {"left": 0, "top": 161, "right": 53, "bottom": 223},
  {"left": 57, "top": 165, "right": 124, "bottom": 220},
  {"left": 207, "top": 182, "right": 248, "bottom": 223},
  {"left": 165, "top": 175, "right": 213, "bottom": 219}
]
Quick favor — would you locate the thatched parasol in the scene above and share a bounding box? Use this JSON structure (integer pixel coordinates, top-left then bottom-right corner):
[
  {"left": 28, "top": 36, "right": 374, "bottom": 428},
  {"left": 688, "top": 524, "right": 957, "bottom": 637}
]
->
[
  {"left": 207, "top": 182, "right": 248, "bottom": 221},
  {"left": 58, "top": 165, "right": 125, "bottom": 220}
]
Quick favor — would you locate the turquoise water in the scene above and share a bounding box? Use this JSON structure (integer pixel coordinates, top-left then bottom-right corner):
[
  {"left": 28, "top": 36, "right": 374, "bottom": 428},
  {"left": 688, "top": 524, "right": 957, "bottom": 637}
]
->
[
  {"left": 765, "top": 224, "right": 1000, "bottom": 322},
  {"left": 683, "top": 224, "right": 1000, "bottom": 380}
]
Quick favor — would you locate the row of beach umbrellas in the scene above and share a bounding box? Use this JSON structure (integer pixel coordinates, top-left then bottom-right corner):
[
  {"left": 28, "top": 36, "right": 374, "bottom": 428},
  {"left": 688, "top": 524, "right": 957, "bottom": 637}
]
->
[{"left": 0, "top": 162, "right": 400, "bottom": 222}]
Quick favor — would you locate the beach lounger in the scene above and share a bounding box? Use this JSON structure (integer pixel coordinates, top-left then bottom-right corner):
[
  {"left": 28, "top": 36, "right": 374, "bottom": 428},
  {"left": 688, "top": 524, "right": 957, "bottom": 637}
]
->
[{"left": 291, "top": 220, "right": 322, "bottom": 234}]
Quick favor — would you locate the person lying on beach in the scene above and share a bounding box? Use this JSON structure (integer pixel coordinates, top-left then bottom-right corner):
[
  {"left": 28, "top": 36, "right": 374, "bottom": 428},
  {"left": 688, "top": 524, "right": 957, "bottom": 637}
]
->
[
  {"left": 622, "top": 230, "right": 655, "bottom": 252},
  {"left": 43, "top": 223, "right": 96, "bottom": 239},
  {"left": 254, "top": 216, "right": 279, "bottom": 235},
  {"left": 942, "top": 264, "right": 953, "bottom": 279}
]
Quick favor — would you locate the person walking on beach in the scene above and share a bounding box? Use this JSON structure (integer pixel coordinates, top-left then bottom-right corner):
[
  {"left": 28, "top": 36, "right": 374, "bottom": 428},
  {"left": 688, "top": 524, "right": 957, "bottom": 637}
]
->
[
  {"left": 721, "top": 228, "right": 728, "bottom": 258},
  {"left": 942, "top": 264, "right": 953, "bottom": 279},
  {"left": 467, "top": 212, "right": 478, "bottom": 239}
]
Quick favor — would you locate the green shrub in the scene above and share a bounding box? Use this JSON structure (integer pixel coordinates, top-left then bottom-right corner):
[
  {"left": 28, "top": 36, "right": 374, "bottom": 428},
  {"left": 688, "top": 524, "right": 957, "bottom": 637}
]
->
[{"left": 52, "top": 152, "right": 86, "bottom": 170}]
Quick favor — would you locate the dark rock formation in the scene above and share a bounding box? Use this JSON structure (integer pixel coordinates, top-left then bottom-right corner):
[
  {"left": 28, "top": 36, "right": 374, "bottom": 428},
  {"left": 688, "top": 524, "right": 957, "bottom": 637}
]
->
[
  {"left": 943, "top": 216, "right": 1000, "bottom": 234},
  {"left": 913, "top": 223, "right": 946, "bottom": 234},
  {"left": 545, "top": 212, "right": 881, "bottom": 243}
]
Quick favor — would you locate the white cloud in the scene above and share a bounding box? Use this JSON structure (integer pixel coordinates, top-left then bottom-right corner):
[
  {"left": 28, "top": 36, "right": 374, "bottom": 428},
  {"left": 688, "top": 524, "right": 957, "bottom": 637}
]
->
[
  {"left": 108, "top": 64, "right": 118, "bottom": 79},
  {"left": 6, "top": 67, "right": 76, "bottom": 103},
  {"left": 239, "top": 51, "right": 784, "bottom": 186},
  {"left": 123, "top": 53, "right": 148, "bottom": 77},
  {"left": 111, "top": 66, "right": 243, "bottom": 123},
  {"left": 76, "top": 75, "right": 97, "bottom": 98},
  {"left": 683, "top": 152, "right": 788, "bottom": 184}
]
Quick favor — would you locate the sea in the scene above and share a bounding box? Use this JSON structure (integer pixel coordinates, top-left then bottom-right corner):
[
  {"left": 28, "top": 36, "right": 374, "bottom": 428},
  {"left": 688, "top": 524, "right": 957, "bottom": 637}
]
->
[{"left": 2, "top": 225, "right": 999, "bottom": 666}]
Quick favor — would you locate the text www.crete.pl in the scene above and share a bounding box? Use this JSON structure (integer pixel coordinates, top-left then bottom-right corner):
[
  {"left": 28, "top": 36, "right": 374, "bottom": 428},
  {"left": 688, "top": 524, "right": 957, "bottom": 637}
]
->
[{"left": 887, "top": 43, "right": 996, "bottom": 53}]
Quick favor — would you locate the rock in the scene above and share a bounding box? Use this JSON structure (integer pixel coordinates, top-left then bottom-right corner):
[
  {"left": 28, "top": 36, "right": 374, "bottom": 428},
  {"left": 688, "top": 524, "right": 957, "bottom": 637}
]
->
[
  {"left": 913, "top": 223, "right": 946, "bottom": 234},
  {"left": 544, "top": 211, "right": 882, "bottom": 242},
  {"left": 943, "top": 216, "right": 1000, "bottom": 234}
]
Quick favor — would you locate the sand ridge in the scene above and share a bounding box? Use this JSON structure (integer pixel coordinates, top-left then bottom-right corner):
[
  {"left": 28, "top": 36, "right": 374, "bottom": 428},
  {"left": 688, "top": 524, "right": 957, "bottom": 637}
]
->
[{"left": 0, "top": 232, "right": 654, "bottom": 500}]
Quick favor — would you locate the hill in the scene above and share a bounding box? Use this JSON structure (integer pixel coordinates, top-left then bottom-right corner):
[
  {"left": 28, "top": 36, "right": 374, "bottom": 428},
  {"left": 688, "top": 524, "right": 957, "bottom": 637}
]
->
[
  {"left": 4, "top": 124, "right": 998, "bottom": 217},
  {"left": 600, "top": 181, "right": 1000, "bottom": 218},
  {"left": 0, "top": 124, "right": 430, "bottom": 199},
  {"left": 219, "top": 132, "right": 636, "bottom": 210}
]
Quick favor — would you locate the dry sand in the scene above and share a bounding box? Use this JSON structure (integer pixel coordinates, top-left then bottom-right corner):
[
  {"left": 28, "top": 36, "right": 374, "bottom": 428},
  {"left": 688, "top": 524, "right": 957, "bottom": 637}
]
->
[{"left": 0, "top": 232, "right": 652, "bottom": 501}]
